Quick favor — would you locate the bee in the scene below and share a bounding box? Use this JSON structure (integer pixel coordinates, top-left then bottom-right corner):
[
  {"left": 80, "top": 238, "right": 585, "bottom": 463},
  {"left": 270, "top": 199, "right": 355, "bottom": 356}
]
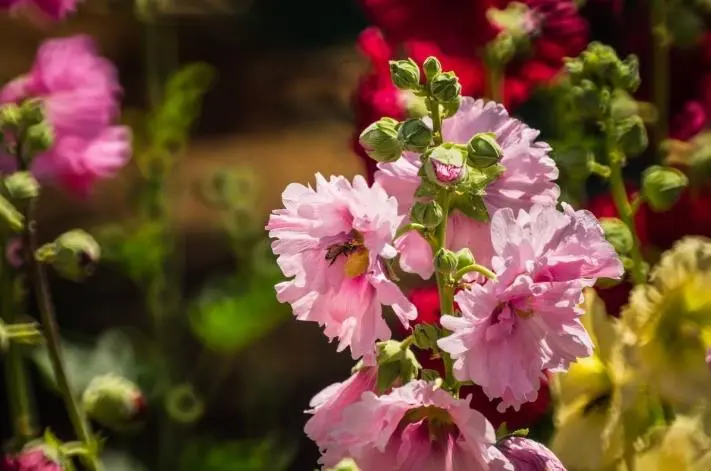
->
[{"left": 325, "top": 242, "right": 360, "bottom": 266}]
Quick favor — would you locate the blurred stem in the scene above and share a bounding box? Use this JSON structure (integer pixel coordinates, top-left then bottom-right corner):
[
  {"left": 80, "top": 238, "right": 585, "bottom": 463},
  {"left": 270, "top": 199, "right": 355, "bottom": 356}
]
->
[
  {"left": 485, "top": 64, "right": 504, "bottom": 103},
  {"left": 0, "top": 237, "right": 37, "bottom": 446},
  {"left": 650, "top": 0, "right": 669, "bottom": 152},
  {"left": 16, "top": 143, "right": 102, "bottom": 471}
]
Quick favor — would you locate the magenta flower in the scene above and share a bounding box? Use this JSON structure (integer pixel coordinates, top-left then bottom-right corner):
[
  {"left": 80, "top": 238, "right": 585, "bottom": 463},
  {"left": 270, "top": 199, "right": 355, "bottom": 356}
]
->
[
  {"left": 0, "top": 35, "right": 131, "bottom": 196},
  {"left": 267, "top": 174, "right": 416, "bottom": 359},
  {"left": 498, "top": 437, "right": 566, "bottom": 470},
  {"left": 438, "top": 204, "right": 623, "bottom": 411},
  {"left": 0, "top": 0, "right": 78, "bottom": 20},
  {"left": 375, "top": 98, "right": 559, "bottom": 280},
  {"left": 316, "top": 380, "right": 513, "bottom": 471},
  {"left": 2, "top": 447, "right": 61, "bottom": 471}
]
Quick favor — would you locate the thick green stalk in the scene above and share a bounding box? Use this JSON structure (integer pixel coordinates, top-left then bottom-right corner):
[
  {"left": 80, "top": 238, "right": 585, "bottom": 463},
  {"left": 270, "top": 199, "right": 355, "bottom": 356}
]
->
[
  {"left": 650, "top": 0, "right": 669, "bottom": 150},
  {"left": 485, "top": 65, "right": 504, "bottom": 103}
]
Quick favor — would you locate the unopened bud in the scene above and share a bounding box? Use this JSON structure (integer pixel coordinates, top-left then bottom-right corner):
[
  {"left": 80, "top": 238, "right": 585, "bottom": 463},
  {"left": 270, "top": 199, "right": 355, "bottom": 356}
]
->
[
  {"left": 82, "top": 373, "right": 145, "bottom": 431},
  {"left": 467, "top": 132, "right": 503, "bottom": 168},
  {"left": 25, "top": 122, "right": 54, "bottom": 156},
  {"left": 413, "top": 323, "right": 440, "bottom": 350},
  {"left": 486, "top": 33, "right": 516, "bottom": 66},
  {"left": 423, "top": 56, "right": 442, "bottom": 81},
  {"left": 611, "top": 55, "right": 640, "bottom": 92},
  {"left": 0, "top": 194, "right": 24, "bottom": 232},
  {"left": 359, "top": 118, "right": 402, "bottom": 163},
  {"left": 642, "top": 165, "right": 689, "bottom": 212},
  {"left": 600, "top": 218, "right": 633, "bottom": 255},
  {"left": 454, "top": 248, "right": 476, "bottom": 269},
  {"left": 389, "top": 59, "right": 421, "bottom": 91},
  {"left": 424, "top": 143, "right": 468, "bottom": 187},
  {"left": 19, "top": 100, "right": 45, "bottom": 127},
  {"left": 4, "top": 172, "right": 39, "bottom": 200},
  {"left": 397, "top": 118, "right": 432, "bottom": 152},
  {"left": 441, "top": 95, "right": 462, "bottom": 118},
  {"left": 429, "top": 71, "right": 461, "bottom": 103},
  {"left": 410, "top": 200, "right": 444, "bottom": 229},
  {"left": 0, "top": 104, "right": 22, "bottom": 129},
  {"left": 615, "top": 116, "right": 648, "bottom": 157},
  {"left": 375, "top": 339, "right": 421, "bottom": 393},
  {"left": 434, "top": 248, "right": 458, "bottom": 274},
  {"left": 37, "top": 230, "right": 101, "bottom": 281}
]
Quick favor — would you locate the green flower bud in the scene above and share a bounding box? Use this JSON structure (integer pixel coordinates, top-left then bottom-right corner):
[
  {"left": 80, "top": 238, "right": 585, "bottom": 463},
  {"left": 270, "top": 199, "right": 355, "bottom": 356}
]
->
[
  {"left": 0, "top": 194, "right": 24, "bottom": 232},
  {"left": 25, "top": 122, "right": 55, "bottom": 156},
  {"left": 326, "top": 458, "right": 360, "bottom": 471},
  {"left": 375, "top": 339, "right": 421, "bottom": 393},
  {"left": 38, "top": 229, "right": 101, "bottom": 281},
  {"left": 454, "top": 247, "right": 476, "bottom": 270},
  {"left": 467, "top": 132, "right": 503, "bottom": 168},
  {"left": 430, "top": 71, "right": 462, "bottom": 103},
  {"left": 424, "top": 143, "right": 468, "bottom": 187},
  {"left": 600, "top": 217, "right": 633, "bottom": 255},
  {"left": 412, "top": 323, "right": 440, "bottom": 350},
  {"left": 434, "top": 248, "right": 458, "bottom": 275},
  {"left": 485, "top": 33, "right": 516, "bottom": 66},
  {"left": 359, "top": 118, "right": 402, "bottom": 163},
  {"left": 423, "top": 56, "right": 442, "bottom": 81},
  {"left": 19, "top": 99, "right": 46, "bottom": 127},
  {"left": 410, "top": 200, "right": 444, "bottom": 229},
  {"left": 82, "top": 373, "right": 145, "bottom": 431},
  {"left": 642, "top": 165, "right": 689, "bottom": 212},
  {"left": 615, "top": 116, "right": 648, "bottom": 157},
  {"left": 389, "top": 58, "right": 421, "bottom": 91},
  {"left": 397, "top": 118, "right": 432, "bottom": 152},
  {"left": 441, "top": 95, "right": 462, "bottom": 118},
  {"left": 4, "top": 172, "right": 39, "bottom": 200},
  {"left": 573, "top": 79, "right": 609, "bottom": 118},
  {"left": 611, "top": 55, "right": 640, "bottom": 92},
  {"left": 564, "top": 58, "right": 584, "bottom": 82},
  {"left": 0, "top": 104, "right": 22, "bottom": 129},
  {"left": 421, "top": 369, "right": 441, "bottom": 382}
]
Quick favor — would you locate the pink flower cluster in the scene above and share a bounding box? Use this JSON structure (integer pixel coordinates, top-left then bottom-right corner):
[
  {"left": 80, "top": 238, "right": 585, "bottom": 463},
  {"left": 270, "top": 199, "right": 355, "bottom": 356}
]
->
[
  {"left": 268, "top": 94, "right": 621, "bottom": 469},
  {"left": 0, "top": 35, "right": 131, "bottom": 197}
]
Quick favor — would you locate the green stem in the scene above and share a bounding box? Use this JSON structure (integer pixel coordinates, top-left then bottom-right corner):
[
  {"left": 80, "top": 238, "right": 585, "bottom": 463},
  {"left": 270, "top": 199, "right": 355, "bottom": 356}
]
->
[
  {"left": 485, "top": 65, "right": 504, "bottom": 103},
  {"left": 454, "top": 264, "right": 497, "bottom": 282},
  {"left": 428, "top": 98, "right": 443, "bottom": 146},
  {"left": 650, "top": 0, "right": 669, "bottom": 151}
]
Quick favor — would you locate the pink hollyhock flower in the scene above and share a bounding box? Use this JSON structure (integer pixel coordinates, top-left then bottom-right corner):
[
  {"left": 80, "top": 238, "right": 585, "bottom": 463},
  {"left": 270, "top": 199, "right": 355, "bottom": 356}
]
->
[
  {"left": 375, "top": 98, "right": 558, "bottom": 279},
  {"left": 0, "top": 35, "right": 131, "bottom": 196},
  {"left": 438, "top": 204, "right": 623, "bottom": 410},
  {"left": 305, "top": 364, "right": 378, "bottom": 445},
  {"left": 267, "top": 174, "right": 416, "bottom": 359},
  {"left": 0, "top": 0, "right": 78, "bottom": 20},
  {"left": 2, "top": 447, "right": 61, "bottom": 471},
  {"left": 317, "top": 380, "right": 513, "bottom": 470},
  {"left": 497, "top": 437, "right": 566, "bottom": 470}
]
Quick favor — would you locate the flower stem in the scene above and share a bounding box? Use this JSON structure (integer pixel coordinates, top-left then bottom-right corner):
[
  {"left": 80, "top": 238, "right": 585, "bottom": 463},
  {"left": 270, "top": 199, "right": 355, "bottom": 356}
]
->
[
  {"left": 454, "top": 264, "right": 497, "bottom": 283},
  {"left": 650, "top": 0, "right": 669, "bottom": 151},
  {"left": 428, "top": 98, "right": 443, "bottom": 146},
  {"left": 486, "top": 65, "right": 504, "bottom": 103}
]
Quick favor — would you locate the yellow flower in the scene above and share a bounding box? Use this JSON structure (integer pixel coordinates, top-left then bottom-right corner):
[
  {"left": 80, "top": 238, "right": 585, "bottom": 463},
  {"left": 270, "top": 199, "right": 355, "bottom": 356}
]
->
[
  {"left": 551, "top": 289, "right": 660, "bottom": 471},
  {"left": 622, "top": 236, "right": 711, "bottom": 410}
]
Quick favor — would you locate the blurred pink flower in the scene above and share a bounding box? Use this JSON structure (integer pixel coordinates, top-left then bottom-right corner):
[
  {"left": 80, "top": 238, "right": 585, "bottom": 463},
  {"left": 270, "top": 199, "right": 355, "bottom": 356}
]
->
[
  {"left": 266, "top": 174, "right": 416, "bottom": 359},
  {"left": 498, "top": 436, "right": 566, "bottom": 470},
  {"left": 374, "top": 98, "right": 558, "bottom": 279},
  {"left": 0, "top": 35, "right": 131, "bottom": 196},
  {"left": 0, "top": 0, "right": 78, "bottom": 20},
  {"left": 317, "top": 380, "right": 512, "bottom": 470},
  {"left": 5, "top": 238, "right": 24, "bottom": 268},
  {"left": 438, "top": 204, "right": 623, "bottom": 410},
  {"left": 2, "top": 447, "right": 61, "bottom": 471}
]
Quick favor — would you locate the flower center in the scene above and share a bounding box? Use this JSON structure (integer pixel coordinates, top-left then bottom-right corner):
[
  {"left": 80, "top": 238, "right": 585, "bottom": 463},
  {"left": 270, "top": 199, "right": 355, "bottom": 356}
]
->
[
  {"left": 403, "top": 406, "right": 458, "bottom": 441},
  {"left": 324, "top": 231, "right": 370, "bottom": 278}
]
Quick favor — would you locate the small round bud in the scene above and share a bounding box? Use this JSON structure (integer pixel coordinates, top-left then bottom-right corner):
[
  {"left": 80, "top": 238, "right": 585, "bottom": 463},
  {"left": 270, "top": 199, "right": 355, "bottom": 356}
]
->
[
  {"left": 0, "top": 194, "right": 24, "bottom": 233},
  {"left": 642, "top": 165, "right": 689, "bottom": 212},
  {"left": 39, "top": 230, "right": 101, "bottom": 281},
  {"left": 441, "top": 95, "right": 462, "bottom": 118},
  {"left": 423, "top": 56, "right": 442, "bottom": 81},
  {"left": 4, "top": 172, "right": 40, "bottom": 200},
  {"left": 0, "top": 104, "right": 22, "bottom": 129},
  {"left": 25, "top": 122, "right": 55, "bottom": 155},
  {"left": 615, "top": 116, "right": 648, "bottom": 157},
  {"left": 485, "top": 32, "right": 516, "bottom": 66},
  {"left": 413, "top": 323, "right": 440, "bottom": 350},
  {"left": 410, "top": 200, "right": 444, "bottom": 229},
  {"left": 389, "top": 58, "right": 421, "bottom": 91},
  {"left": 358, "top": 118, "right": 403, "bottom": 163},
  {"left": 600, "top": 218, "right": 633, "bottom": 255},
  {"left": 375, "top": 339, "right": 421, "bottom": 392},
  {"left": 82, "top": 373, "right": 145, "bottom": 431},
  {"left": 424, "top": 143, "right": 468, "bottom": 187},
  {"left": 434, "top": 248, "right": 458, "bottom": 275},
  {"left": 564, "top": 57, "right": 584, "bottom": 82},
  {"left": 611, "top": 55, "right": 641, "bottom": 92},
  {"left": 467, "top": 133, "right": 503, "bottom": 168},
  {"left": 454, "top": 248, "right": 476, "bottom": 270},
  {"left": 397, "top": 118, "right": 432, "bottom": 152},
  {"left": 429, "top": 71, "right": 462, "bottom": 103},
  {"left": 19, "top": 100, "right": 46, "bottom": 127}
]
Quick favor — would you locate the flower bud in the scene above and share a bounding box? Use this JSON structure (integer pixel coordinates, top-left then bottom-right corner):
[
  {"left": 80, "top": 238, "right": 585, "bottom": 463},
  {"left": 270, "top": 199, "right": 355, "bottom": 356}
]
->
[
  {"left": 82, "top": 373, "right": 145, "bottom": 431},
  {"left": 326, "top": 458, "right": 360, "bottom": 471},
  {"left": 573, "top": 79, "right": 609, "bottom": 118},
  {"left": 4, "top": 445, "right": 61, "bottom": 471},
  {"left": 423, "top": 56, "right": 442, "bottom": 81},
  {"left": 375, "top": 339, "right": 421, "bottom": 393},
  {"left": 25, "top": 122, "right": 55, "bottom": 156},
  {"left": 413, "top": 323, "right": 440, "bottom": 350},
  {"left": 434, "top": 248, "right": 458, "bottom": 275},
  {"left": 19, "top": 100, "right": 46, "bottom": 127},
  {"left": 486, "top": 33, "right": 516, "bottom": 66},
  {"left": 642, "top": 165, "right": 689, "bottom": 212},
  {"left": 397, "top": 118, "right": 432, "bottom": 152},
  {"left": 0, "top": 194, "right": 24, "bottom": 232},
  {"left": 467, "top": 132, "right": 503, "bottom": 168},
  {"left": 358, "top": 118, "right": 403, "bottom": 163},
  {"left": 454, "top": 248, "right": 476, "bottom": 270},
  {"left": 615, "top": 115, "right": 648, "bottom": 157},
  {"left": 429, "top": 71, "right": 461, "bottom": 103},
  {"left": 424, "top": 143, "right": 468, "bottom": 187},
  {"left": 410, "top": 200, "right": 444, "bottom": 229},
  {"left": 0, "top": 104, "right": 22, "bottom": 129},
  {"left": 389, "top": 58, "right": 421, "bottom": 91},
  {"left": 611, "top": 55, "right": 640, "bottom": 92},
  {"left": 600, "top": 217, "right": 633, "bottom": 255},
  {"left": 37, "top": 230, "right": 101, "bottom": 281},
  {"left": 4, "top": 172, "right": 40, "bottom": 200},
  {"left": 441, "top": 95, "right": 462, "bottom": 118},
  {"left": 498, "top": 437, "right": 566, "bottom": 470}
]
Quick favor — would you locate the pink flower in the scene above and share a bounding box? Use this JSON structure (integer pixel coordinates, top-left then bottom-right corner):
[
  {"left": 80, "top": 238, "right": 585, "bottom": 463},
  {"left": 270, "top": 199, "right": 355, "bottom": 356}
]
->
[
  {"left": 316, "top": 380, "right": 513, "bottom": 471},
  {"left": 305, "top": 365, "right": 378, "bottom": 445},
  {"left": 267, "top": 174, "right": 416, "bottom": 359},
  {"left": 2, "top": 447, "right": 61, "bottom": 471},
  {"left": 438, "top": 204, "right": 623, "bottom": 410},
  {"left": 497, "top": 437, "right": 566, "bottom": 470},
  {"left": 375, "top": 98, "right": 559, "bottom": 279},
  {"left": 0, "top": 35, "right": 131, "bottom": 196},
  {"left": 0, "top": 0, "right": 78, "bottom": 20}
]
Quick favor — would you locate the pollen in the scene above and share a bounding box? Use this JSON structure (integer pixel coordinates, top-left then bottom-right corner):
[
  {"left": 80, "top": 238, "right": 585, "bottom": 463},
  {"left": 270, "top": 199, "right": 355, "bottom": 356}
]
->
[{"left": 344, "top": 248, "right": 369, "bottom": 278}]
